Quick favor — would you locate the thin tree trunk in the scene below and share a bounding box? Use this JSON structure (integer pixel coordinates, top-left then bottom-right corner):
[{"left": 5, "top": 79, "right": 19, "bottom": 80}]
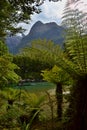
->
[
  {"left": 65, "top": 76, "right": 87, "bottom": 130},
  {"left": 56, "top": 82, "right": 63, "bottom": 121}
]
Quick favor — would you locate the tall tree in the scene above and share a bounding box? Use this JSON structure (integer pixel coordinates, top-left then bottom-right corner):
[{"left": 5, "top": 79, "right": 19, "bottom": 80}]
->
[{"left": 41, "top": 65, "right": 71, "bottom": 120}]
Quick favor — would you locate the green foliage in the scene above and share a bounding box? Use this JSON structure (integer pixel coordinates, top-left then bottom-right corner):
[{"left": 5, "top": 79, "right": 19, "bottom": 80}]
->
[
  {"left": 1, "top": 88, "right": 20, "bottom": 103},
  {"left": 62, "top": 8, "right": 87, "bottom": 77},
  {"left": 20, "top": 122, "right": 30, "bottom": 130},
  {"left": 17, "top": 91, "right": 45, "bottom": 130},
  {"left": 0, "top": 88, "right": 46, "bottom": 129},
  {"left": 41, "top": 65, "right": 71, "bottom": 85},
  {"left": 21, "top": 39, "right": 54, "bottom": 63},
  {"left": 0, "top": 0, "right": 41, "bottom": 36},
  {"left": 20, "top": 108, "right": 41, "bottom": 130},
  {"left": 0, "top": 88, "right": 21, "bottom": 129},
  {"left": 15, "top": 40, "right": 57, "bottom": 80},
  {"left": 26, "top": 39, "right": 76, "bottom": 79},
  {"left": 41, "top": 65, "right": 71, "bottom": 120},
  {"left": 0, "top": 40, "right": 8, "bottom": 55},
  {"left": 0, "top": 41, "right": 20, "bottom": 88},
  {"left": 13, "top": 55, "right": 31, "bottom": 79},
  {"left": 0, "top": 56, "right": 20, "bottom": 88},
  {"left": 13, "top": 54, "right": 50, "bottom": 80},
  {"left": 20, "top": 91, "right": 45, "bottom": 110},
  {"left": 61, "top": 4, "right": 87, "bottom": 130},
  {"left": 21, "top": 39, "right": 63, "bottom": 66}
]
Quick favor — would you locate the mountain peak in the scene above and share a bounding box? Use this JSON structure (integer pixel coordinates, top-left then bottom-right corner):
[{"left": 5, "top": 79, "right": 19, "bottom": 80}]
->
[
  {"left": 29, "top": 21, "right": 44, "bottom": 35},
  {"left": 31, "top": 21, "right": 43, "bottom": 28},
  {"left": 45, "top": 22, "right": 58, "bottom": 25},
  {"left": 29, "top": 21, "right": 61, "bottom": 36},
  {"left": 6, "top": 21, "right": 65, "bottom": 54},
  {"left": 34, "top": 21, "right": 43, "bottom": 25}
]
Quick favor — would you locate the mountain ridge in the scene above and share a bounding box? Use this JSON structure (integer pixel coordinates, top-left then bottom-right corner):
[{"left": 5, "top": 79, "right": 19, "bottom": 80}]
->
[{"left": 6, "top": 21, "right": 65, "bottom": 54}]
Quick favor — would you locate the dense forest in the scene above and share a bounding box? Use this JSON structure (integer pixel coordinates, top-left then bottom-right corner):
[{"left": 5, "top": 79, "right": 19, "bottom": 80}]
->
[{"left": 0, "top": 0, "right": 87, "bottom": 130}]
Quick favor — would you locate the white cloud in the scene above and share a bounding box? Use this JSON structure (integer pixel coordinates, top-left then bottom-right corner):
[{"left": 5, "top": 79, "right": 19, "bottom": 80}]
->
[
  {"left": 31, "top": 0, "right": 67, "bottom": 24},
  {"left": 40, "top": 0, "right": 66, "bottom": 18}
]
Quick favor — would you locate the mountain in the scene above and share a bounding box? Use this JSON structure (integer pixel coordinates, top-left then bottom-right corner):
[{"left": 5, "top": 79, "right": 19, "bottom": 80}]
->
[
  {"left": 6, "top": 35, "right": 22, "bottom": 54},
  {"left": 6, "top": 21, "right": 65, "bottom": 54}
]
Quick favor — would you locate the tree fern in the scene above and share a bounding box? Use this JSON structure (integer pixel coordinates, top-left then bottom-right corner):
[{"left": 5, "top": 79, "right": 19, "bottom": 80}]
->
[
  {"left": 61, "top": 1, "right": 87, "bottom": 129},
  {"left": 62, "top": 0, "right": 87, "bottom": 76}
]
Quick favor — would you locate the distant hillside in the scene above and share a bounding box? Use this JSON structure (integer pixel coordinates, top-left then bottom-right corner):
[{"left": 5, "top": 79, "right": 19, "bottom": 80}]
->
[
  {"left": 6, "top": 35, "right": 22, "bottom": 54},
  {"left": 6, "top": 21, "right": 65, "bottom": 54}
]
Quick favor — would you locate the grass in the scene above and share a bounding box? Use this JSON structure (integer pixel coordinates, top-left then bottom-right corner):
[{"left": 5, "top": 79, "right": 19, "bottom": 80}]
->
[{"left": 14, "top": 81, "right": 56, "bottom": 93}]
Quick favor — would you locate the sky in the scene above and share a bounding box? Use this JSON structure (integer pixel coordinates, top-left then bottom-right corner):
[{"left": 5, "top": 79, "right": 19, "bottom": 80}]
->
[{"left": 19, "top": 0, "right": 87, "bottom": 35}]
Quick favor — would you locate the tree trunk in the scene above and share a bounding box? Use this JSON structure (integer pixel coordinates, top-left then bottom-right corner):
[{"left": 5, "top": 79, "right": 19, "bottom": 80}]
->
[
  {"left": 65, "top": 75, "right": 87, "bottom": 130},
  {"left": 56, "top": 82, "right": 63, "bottom": 121}
]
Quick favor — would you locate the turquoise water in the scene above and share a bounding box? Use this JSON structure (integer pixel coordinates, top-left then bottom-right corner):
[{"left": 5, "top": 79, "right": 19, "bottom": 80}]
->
[{"left": 15, "top": 82, "right": 55, "bottom": 92}]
